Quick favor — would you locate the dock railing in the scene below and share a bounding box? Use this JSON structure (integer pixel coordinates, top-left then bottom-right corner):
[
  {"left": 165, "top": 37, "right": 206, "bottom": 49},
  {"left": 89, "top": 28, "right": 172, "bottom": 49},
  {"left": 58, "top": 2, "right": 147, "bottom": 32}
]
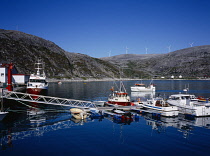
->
[{"left": 1, "top": 90, "right": 96, "bottom": 108}]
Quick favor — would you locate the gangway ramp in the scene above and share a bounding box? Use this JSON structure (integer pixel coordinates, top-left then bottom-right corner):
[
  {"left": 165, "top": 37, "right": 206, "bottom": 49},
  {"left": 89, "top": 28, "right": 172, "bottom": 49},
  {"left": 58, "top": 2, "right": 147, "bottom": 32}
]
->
[{"left": 1, "top": 90, "right": 96, "bottom": 108}]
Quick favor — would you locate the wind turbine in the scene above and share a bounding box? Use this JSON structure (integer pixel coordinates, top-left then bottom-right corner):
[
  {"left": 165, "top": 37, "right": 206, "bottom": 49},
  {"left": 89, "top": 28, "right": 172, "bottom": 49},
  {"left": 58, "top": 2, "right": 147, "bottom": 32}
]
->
[
  {"left": 125, "top": 46, "right": 129, "bottom": 54},
  {"left": 189, "top": 42, "right": 194, "bottom": 47},
  {"left": 108, "top": 50, "right": 111, "bottom": 57},
  {"left": 167, "top": 45, "right": 171, "bottom": 53},
  {"left": 145, "top": 47, "right": 148, "bottom": 54}
]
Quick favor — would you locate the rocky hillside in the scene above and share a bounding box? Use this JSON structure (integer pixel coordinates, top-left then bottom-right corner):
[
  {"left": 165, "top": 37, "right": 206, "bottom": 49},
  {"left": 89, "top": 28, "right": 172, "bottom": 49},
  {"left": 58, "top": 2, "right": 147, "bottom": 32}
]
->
[
  {"left": 1, "top": 29, "right": 209, "bottom": 79},
  {"left": 101, "top": 46, "right": 210, "bottom": 78},
  {"left": 0, "top": 29, "right": 119, "bottom": 79},
  {"left": 64, "top": 52, "right": 119, "bottom": 78}
]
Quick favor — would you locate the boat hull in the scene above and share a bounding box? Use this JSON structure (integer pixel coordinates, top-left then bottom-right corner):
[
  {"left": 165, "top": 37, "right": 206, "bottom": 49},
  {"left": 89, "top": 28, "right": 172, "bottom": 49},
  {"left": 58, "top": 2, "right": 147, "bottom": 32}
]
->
[
  {"left": 107, "top": 101, "right": 132, "bottom": 106},
  {"left": 26, "top": 88, "right": 48, "bottom": 95},
  {"left": 70, "top": 108, "right": 88, "bottom": 120},
  {"left": 0, "top": 112, "right": 8, "bottom": 121},
  {"left": 141, "top": 104, "right": 179, "bottom": 117}
]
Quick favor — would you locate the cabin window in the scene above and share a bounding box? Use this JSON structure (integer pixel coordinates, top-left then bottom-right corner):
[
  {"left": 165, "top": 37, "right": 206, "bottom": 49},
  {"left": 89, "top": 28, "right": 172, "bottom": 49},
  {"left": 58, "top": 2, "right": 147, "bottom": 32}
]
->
[{"left": 29, "top": 79, "right": 46, "bottom": 83}]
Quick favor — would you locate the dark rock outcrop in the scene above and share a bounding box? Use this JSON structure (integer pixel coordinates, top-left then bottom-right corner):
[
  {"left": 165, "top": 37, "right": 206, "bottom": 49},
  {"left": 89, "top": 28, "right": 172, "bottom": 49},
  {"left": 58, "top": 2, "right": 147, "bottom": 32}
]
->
[{"left": 0, "top": 29, "right": 119, "bottom": 79}]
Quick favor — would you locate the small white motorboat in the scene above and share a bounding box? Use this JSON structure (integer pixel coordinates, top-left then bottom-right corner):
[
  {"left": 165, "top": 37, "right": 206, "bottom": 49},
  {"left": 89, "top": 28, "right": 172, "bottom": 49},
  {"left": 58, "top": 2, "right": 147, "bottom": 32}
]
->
[
  {"left": 140, "top": 97, "right": 179, "bottom": 117},
  {"left": 70, "top": 108, "right": 88, "bottom": 120},
  {"left": 167, "top": 93, "right": 210, "bottom": 117}
]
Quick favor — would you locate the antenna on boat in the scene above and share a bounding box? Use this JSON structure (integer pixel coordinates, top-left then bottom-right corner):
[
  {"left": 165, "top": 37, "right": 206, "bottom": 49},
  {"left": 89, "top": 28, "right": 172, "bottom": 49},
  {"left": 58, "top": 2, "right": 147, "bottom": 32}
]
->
[
  {"left": 183, "top": 84, "right": 189, "bottom": 94},
  {"left": 35, "top": 58, "right": 41, "bottom": 76},
  {"left": 35, "top": 58, "right": 45, "bottom": 77}
]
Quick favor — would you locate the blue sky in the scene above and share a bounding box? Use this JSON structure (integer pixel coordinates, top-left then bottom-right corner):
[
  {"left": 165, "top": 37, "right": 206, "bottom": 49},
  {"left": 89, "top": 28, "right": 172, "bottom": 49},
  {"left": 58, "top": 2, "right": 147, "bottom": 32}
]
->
[{"left": 1, "top": 0, "right": 210, "bottom": 58}]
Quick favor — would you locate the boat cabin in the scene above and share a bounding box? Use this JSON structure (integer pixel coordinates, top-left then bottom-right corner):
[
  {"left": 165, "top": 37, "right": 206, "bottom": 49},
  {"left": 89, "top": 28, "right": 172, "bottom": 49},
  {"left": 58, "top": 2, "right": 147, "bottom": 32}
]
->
[
  {"left": 147, "top": 98, "right": 169, "bottom": 107},
  {"left": 135, "top": 84, "right": 146, "bottom": 87},
  {"left": 114, "top": 92, "right": 128, "bottom": 97},
  {"left": 169, "top": 94, "right": 197, "bottom": 101}
]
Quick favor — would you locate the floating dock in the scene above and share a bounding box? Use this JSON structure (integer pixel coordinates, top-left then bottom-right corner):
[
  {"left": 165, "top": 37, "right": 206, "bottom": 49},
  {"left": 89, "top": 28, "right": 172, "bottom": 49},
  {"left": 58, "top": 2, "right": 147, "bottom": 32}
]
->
[{"left": 1, "top": 90, "right": 176, "bottom": 117}]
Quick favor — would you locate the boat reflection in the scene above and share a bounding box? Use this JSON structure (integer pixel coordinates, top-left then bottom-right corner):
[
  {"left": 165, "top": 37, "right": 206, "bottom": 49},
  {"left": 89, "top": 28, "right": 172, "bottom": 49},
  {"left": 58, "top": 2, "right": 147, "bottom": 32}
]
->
[
  {"left": 131, "top": 91, "right": 155, "bottom": 101},
  {"left": 70, "top": 117, "right": 87, "bottom": 125},
  {"left": 0, "top": 110, "right": 90, "bottom": 150},
  {"left": 1, "top": 105, "right": 210, "bottom": 151},
  {"left": 141, "top": 112, "right": 210, "bottom": 138}
]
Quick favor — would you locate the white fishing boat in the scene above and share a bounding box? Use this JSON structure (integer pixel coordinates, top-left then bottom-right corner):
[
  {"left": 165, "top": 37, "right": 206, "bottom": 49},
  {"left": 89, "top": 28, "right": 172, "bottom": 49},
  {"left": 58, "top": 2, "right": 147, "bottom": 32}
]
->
[
  {"left": 140, "top": 97, "right": 179, "bottom": 117},
  {"left": 27, "top": 59, "right": 48, "bottom": 95},
  {"left": 167, "top": 93, "right": 210, "bottom": 117},
  {"left": 131, "top": 83, "right": 155, "bottom": 92},
  {"left": 70, "top": 108, "right": 88, "bottom": 120}
]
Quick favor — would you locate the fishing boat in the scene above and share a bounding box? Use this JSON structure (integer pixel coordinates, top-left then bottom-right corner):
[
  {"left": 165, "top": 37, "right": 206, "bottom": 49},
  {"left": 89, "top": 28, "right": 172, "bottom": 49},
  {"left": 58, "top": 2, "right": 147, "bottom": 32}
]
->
[
  {"left": 106, "top": 81, "right": 134, "bottom": 106},
  {"left": 131, "top": 82, "right": 155, "bottom": 92},
  {"left": 167, "top": 93, "right": 210, "bottom": 117},
  {"left": 26, "top": 59, "right": 48, "bottom": 95},
  {"left": 70, "top": 108, "right": 88, "bottom": 120},
  {"left": 139, "top": 97, "right": 179, "bottom": 117}
]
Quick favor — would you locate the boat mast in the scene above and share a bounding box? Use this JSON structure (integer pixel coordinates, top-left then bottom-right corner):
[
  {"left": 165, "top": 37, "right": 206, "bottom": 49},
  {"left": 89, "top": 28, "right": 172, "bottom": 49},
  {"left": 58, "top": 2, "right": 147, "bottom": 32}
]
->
[
  {"left": 35, "top": 59, "right": 41, "bottom": 76},
  {"left": 35, "top": 58, "right": 45, "bottom": 77}
]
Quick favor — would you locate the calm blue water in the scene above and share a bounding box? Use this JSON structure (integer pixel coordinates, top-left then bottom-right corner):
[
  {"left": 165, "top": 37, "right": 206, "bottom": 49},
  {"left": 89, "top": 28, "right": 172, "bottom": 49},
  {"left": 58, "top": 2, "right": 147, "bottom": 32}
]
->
[{"left": 1, "top": 80, "right": 210, "bottom": 156}]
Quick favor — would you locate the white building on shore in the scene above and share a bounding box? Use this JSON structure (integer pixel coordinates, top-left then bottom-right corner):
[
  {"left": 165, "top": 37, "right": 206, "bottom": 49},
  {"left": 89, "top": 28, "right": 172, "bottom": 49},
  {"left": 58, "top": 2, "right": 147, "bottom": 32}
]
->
[{"left": 0, "top": 65, "right": 29, "bottom": 87}]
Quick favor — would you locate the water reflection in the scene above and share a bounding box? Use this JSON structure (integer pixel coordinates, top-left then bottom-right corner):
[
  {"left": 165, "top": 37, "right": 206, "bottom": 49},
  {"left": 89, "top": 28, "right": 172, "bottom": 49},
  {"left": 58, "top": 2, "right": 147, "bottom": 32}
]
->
[
  {"left": 1, "top": 80, "right": 210, "bottom": 154},
  {"left": 0, "top": 110, "right": 91, "bottom": 150},
  {"left": 141, "top": 112, "right": 210, "bottom": 138},
  {"left": 131, "top": 91, "right": 155, "bottom": 101},
  {"left": 1, "top": 106, "right": 210, "bottom": 151}
]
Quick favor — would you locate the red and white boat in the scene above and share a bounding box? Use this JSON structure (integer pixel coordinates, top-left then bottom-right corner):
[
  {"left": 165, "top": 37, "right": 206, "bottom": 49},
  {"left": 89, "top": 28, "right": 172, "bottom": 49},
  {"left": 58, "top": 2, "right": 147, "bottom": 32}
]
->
[
  {"left": 26, "top": 59, "right": 48, "bottom": 95},
  {"left": 107, "top": 81, "right": 134, "bottom": 106}
]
